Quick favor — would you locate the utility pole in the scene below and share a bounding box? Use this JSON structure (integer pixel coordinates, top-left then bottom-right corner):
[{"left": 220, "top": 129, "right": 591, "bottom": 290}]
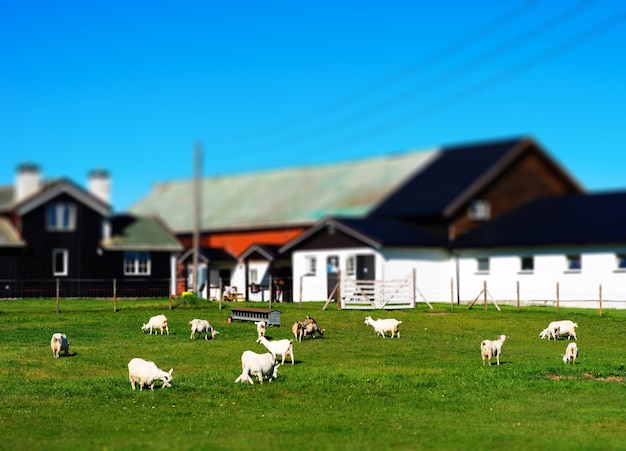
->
[{"left": 192, "top": 141, "right": 202, "bottom": 293}]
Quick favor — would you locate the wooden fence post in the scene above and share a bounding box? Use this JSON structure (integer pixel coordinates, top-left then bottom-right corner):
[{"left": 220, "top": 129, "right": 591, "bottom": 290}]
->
[
  {"left": 299, "top": 275, "right": 303, "bottom": 308},
  {"left": 483, "top": 280, "right": 487, "bottom": 310},
  {"left": 55, "top": 278, "right": 60, "bottom": 313},
  {"left": 113, "top": 278, "right": 117, "bottom": 312},
  {"left": 450, "top": 277, "right": 454, "bottom": 310},
  {"left": 516, "top": 280, "right": 520, "bottom": 312},
  {"left": 599, "top": 284, "right": 603, "bottom": 317},
  {"left": 556, "top": 282, "right": 560, "bottom": 314}
]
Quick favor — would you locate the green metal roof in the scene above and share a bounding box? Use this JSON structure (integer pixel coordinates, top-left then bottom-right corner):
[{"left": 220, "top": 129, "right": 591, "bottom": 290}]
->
[
  {"left": 102, "top": 215, "right": 183, "bottom": 251},
  {"left": 130, "top": 148, "right": 441, "bottom": 233}
]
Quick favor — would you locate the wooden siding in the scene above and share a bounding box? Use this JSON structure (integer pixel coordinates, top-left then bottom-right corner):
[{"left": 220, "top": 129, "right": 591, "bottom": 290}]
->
[{"left": 451, "top": 148, "right": 582, "bottom": 238}]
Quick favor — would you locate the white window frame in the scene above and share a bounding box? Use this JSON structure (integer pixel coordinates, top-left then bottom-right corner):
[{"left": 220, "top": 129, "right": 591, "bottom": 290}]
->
[
  {"left": 346, "top": 255, "right": 356, "bottom": 276},
  {"left": 46, "top": 202, "right": 77, "bottom": 231},
  {"left": 565, "top": 254, "right": 581, "bottom": 272},
  {"left": 124, "top": 252, "right": 151, "bottom": 276},
  {"left": 476, "top": 257, "right": 490, "bottom": 273},
  {"left": 519, "top": 256, "right": 534, "bottom": 273},
  {"left": 304, "top": 256, "right": 317, "bottom": 276},
  {"left": 616, "top": 254, "right": 626, "bottom": 271},
  {"left": 249, "top": 268, "right": 258, "bottom": 284},
  {"left": 468, "top": 200, "right": 491, "bottom": 221},
  {"left": 52, "top": 249, "right": 68, "bottom": 276}
]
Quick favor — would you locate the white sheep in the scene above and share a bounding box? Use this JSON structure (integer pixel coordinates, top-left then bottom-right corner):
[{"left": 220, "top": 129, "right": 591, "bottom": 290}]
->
[
  {"left": 255, "top": 321, "right": 267, "bottom": 339},
  {"left": 364, "top": 316, "right": 402, "bottom": 338},
  {"left": 189, "top": 319, "right": 219, "bottom": 340},
  {"left": 563, "top": 342, "right": 578, "bottom": 364},
  {"left": 50, "top": 333, "right": 69, "bottom": 358},
  {"left": 256, "top": 336, "right": 294, "bottom": 365},
  {"left": 481, "top": 335, "right": 508, "bottom": 365},
  {"left": 539, "top": 320, "right": 578, "bottom": 340},
  {"left": 142, "top": 314, "right": 169, "bottom": 335},
  {"left": 128, "top": 358, "right": 173, "bottom": 391},
  {"left": 234, "top": 350, "right": 280, "bottom": 384}
]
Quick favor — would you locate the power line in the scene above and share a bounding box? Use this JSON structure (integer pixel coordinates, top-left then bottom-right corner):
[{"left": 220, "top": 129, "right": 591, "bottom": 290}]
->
[{"left": 214, "top": 1, "right": 540, "bottom": 145}]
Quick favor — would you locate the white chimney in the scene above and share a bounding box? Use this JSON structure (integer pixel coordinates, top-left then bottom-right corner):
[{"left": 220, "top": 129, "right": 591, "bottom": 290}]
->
[
  {"left": 88, "top": 169, "right": 111, "bottom": 205},
  {"left": 15, "top": 163, "right": 41, "bottom": 202}
]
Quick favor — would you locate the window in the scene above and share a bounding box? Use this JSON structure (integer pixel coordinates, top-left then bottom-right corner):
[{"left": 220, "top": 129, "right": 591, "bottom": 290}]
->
[
  {"left": 346, "top": 255, "right": 356, "bottom": 276},
  {"left": 520, "top": 256, "right": 534, "bottom": 272},
  {"left": 46, "top": 202, "right": 76, "bottom": 231},
  {"left": 566, "top": 254, "right": 581, "bottom": 271},
  {"left": 305, "top": 256, "right": 317, "bottom": 276},
  {"left": 249, "top": 268, "right": 258, "bottom": 284},
  {"left": 616, "top": 254, "right": 626, "bottom": 270},
  {"left": 52, "top": 249, "right": 68, "bottom": 276},
  {"left": 124, "top": 252, "right": 151, "bottom": 275},
  {"left": 476, "top": 257, "right": 490, "bottom": 272},
  {"left": 468, "top": 200, "right": 491, "bottom": 221}
]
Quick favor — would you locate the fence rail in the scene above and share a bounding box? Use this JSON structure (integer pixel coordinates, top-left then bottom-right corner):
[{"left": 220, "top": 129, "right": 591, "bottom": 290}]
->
[{"left": 0, "top": 278, "right": 172, "bottom": 299}]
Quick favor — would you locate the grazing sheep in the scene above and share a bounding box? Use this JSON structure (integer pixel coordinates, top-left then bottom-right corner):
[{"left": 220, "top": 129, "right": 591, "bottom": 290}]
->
[
  {"left": 291, "top": 321, "right": 304, "bottom": 342},
  {"left": 50, "top": 333, "right": 69, "bottom": 358},
  {"left": 481, "top": 335, "right": 508, "bottom": 366},
  {"left": 303, "top": 321, "right": 325, "bottom": 339},
  {"left": 128, "top": 358, "right": 173, "bottom": 391},
  {"left": 563, "top": 342, "right": 578, "bottom": 364},
  {"left": 256, "top": 336, "right": 294, "bottom": 365},
  {"left": 540, "top": 320, "right": 578, "bottom": 340},
  {"left": 364, "top": 316, "right": 402, "bottom": 338},
  {"left": 255, "top": 321, "right": 267, "bottom": 339},
  {"left": 235, "top": 350, "right": 280, "bottom": 384},
  {"left": 189, "top": 319, "right": 219, "bottom": 340},
  {"left": 142, "top": 314, "right": 169, "bottom": 335}
]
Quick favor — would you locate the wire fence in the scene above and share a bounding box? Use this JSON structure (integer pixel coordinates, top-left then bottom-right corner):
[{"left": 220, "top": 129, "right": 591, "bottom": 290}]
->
[{"left": 0, "top": 278, "right": 172, "bottom": 299}]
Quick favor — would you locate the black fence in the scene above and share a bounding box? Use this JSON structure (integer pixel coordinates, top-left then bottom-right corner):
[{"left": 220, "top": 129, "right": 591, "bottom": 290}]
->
[{"left": 0, "top": 278, "right": 172, "bottom": 299}]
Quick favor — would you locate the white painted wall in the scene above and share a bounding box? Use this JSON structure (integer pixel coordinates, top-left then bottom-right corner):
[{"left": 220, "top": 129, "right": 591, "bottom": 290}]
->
[{"left": 458, "top": 247, "right": 626, "bottom": 308}]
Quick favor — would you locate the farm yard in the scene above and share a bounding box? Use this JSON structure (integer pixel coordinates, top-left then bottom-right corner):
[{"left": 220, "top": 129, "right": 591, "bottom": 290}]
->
[{"left": 1, "top": 299, "right": 625, "bottom": 450}]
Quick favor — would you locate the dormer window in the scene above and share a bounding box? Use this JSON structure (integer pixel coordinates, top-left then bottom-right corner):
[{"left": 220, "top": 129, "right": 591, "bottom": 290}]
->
[
  {"left": 46, "top": 202, "right": 77, "bottom": 231},
  {"left": 468, "top": 200, "right": 491, "bottom": 221}
]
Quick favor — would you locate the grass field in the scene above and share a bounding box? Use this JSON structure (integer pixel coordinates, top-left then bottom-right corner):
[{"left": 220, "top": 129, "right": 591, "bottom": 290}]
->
[{"left": 1, "top": 298, "right": 625, "bottom": 450}]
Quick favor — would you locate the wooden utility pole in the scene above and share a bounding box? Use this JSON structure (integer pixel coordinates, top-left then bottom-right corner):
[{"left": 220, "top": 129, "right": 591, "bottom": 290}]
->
[{"left": 192, "top": 142, "right": 202, "bottom": 293}]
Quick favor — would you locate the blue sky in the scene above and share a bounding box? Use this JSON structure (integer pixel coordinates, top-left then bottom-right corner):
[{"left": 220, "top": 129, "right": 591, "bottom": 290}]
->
[{"left": 2, "top": 1, "right": 625, "bottom": 212}]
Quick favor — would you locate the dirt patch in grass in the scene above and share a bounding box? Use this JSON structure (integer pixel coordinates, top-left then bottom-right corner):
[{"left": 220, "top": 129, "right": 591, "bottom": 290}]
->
[{"left": 546, "top": 372, "right": 624, "bottom": 383}]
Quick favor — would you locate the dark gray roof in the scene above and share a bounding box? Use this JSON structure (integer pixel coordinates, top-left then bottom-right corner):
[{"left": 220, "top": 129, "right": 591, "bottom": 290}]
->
[
  {"left": 102, "top": 214, "right": 183, "bottom": 252},
  {"left": 280, "top": 216, "right": 447, "bottom": 253},
  {"left": 369, "top": 136, "right": 582, "bottom": 219},
  {"left": 454, "top": 191, "right": 626, "bottom": 248}
]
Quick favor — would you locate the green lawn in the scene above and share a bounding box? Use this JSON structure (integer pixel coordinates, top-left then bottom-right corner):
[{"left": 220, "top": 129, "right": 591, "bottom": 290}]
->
[{"left": 1, "top": 298, "right": 625, "bottom": 450}]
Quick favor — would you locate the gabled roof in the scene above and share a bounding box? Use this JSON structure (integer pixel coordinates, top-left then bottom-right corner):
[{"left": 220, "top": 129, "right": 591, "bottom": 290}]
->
[
  {"left": 15, "top": 179, "right": 110, "bottom": 217},
  {"left": 240, "top": 243, "right": 282, "bottom": 261},
  {"left": 102, "top": 214, "right": 183, "bottom": 252},
  {"left": 130, "top": 147, "right": 440, "bottom": 233},
  {"left": 369, "top": 136, "right": 583, "bottom": 219},
  {"left": 280, "top": 217, "right": 448, "bottom": 253},
  {"left": 453, "top": 191, "right": 626, "bottom": 249},
  {"left": 0, "top": 217, "right": 25, "bottom": 247},
  {"left": 178, "top": 247, "right": 237, "bottom": 263}
]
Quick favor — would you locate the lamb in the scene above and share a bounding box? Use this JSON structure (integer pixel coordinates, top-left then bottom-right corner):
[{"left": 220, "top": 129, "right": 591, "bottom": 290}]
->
[
  {"left": 303, "top": 321, "right": 325, "bottom": 339},
  {"left": 189, "top": 319, "right": 219, "bottom": 340},
  {"left": 256, "top": 336, "right": 294, "bottom": 365},
  {"left": 142, "top": 314, "right": 169, "bottom": 335},
  {"left": 128, "top": 358, "right": 173, "bottom": 391},
  {"left": 563, "top": 342, "right": 579, "bottom": 364},
  {"left": 291, "top": 321, "right": 304, "bottom": 342},
  {"left": 50, "top": 333, "right": 69, "bottom": 358},
  {"left": 255, "top": 321, "right": 267, "bottom": 339},
  {"left": 539, "top": 320, "right": 578, "bottom": 340},
  {"left": 364, "top": 316, "right": 402, "bottom": 338},
  {"left": 234, "top": 350, "right": 280, "bottom": 384},
  {"left": 481, "top": 335, "right": 508, "bottom": 365}
]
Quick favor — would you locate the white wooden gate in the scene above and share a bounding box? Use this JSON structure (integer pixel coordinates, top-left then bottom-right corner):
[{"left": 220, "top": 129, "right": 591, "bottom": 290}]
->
[{"left": 340, "top": 270, "right": 432, "bottom": 310}]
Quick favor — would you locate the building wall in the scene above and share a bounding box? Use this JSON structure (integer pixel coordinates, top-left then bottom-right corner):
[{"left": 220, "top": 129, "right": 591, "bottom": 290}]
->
[{"left": 458, "top": 247, "right": 626, "bottom": 308}]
